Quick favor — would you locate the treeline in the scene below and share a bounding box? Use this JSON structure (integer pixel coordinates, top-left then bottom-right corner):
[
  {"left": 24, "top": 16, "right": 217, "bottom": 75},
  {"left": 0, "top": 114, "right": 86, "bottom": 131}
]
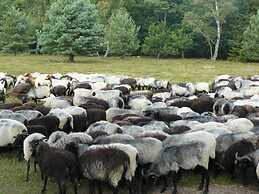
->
[{"left": 0, "top": 0, "right": 258, "bottom": 62}]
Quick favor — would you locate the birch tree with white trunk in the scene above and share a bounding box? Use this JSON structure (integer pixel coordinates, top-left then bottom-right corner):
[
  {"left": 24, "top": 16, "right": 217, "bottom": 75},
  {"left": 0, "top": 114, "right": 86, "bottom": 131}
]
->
[{"left": 183, "top": 0, "right": 237, "bottom": 60}]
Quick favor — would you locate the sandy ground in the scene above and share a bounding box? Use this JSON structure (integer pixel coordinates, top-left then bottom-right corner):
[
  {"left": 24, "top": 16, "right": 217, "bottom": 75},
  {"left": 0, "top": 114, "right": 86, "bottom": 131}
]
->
[{"left": 147, "top": 184, "right": 259, "bottom": 194}]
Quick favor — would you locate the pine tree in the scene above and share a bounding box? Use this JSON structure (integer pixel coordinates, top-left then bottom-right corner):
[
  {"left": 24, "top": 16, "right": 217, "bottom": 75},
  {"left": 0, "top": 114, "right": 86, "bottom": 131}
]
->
[
  {"left": 0, "top": 6, "right": 31, "bottom": 55},
  {"left": 242, "top": 10, "right": 259, "bottom": 62},
  {"left": 105, "top": 11, "right": 140, "bottom": 56},
  {"left": 40, "top": 0, "right": 104, "bottom": 62}
]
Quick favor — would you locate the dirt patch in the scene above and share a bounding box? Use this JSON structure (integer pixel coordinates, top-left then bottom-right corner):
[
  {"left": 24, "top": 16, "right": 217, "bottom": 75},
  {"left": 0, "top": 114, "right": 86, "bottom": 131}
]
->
[{"left": 148, "top": 184, "right": 259, "bottom": 194}]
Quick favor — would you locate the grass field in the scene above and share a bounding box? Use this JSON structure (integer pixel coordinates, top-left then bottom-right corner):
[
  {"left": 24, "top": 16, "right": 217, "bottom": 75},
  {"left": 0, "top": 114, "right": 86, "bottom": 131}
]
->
[
  {"left": 0, "top": 54, "right": 258, "bottom": 83},
  {"left": 0, "top": 54, "right": 259, "bottom": 194}
]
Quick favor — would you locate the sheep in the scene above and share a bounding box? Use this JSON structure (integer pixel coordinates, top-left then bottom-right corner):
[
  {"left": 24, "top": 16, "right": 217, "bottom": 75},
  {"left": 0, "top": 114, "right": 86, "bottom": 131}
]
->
[
  {"left": 127, "top": 96, "right": 152, "bottom": 112},
  {"left": 219, "top": 137, "right": 259, "bottom": 180},
  {"left": 147, "top": 141, "right": 211, "bottom": 194},
  {"left": 85, "top": 108, "right": 106, "bottom": 125},
  {"left": 13, "top": 131, "right": 30, "bottom": 161},
  {"left": 86, "top": 121, "right": 122, "bottom": 135},
  {"left": 27, "top": 115, "right": 60, "bottom": 137},
  {"left": 24, "top": 85, "right": 51, "bottom": 103},
  {"left": 122, "top": 116, "right": 152, "bottom": 126},
  {"left": 71, "top": 115, "right": 89, "bottom": 132},
  {"left": 47, "top": 131, "right": 68, "bottom": 145},
  {"left": 93, "top": 134, "right": 134, "bottom": 144},
  {"left": 235, "top": 149, "right": 259, "bottom": 186},
  {"left": 113, "top": 85, "right": 130, "bottom": 95},
  {"left": 79, "top": 103, "right": 106, "bottom": 111},
  {"left": 13, "top": 83, "right": 31, "bottom": 94},
  {"left": 0, "top": 112, "right": 27, "bottom": 124},
  {"left": 44, "top": 95, "right": 72, "bottom": 109},
  {"left": 0, "top": 119, "right": 27, "bottom": 148},
  {"left": 142, "top": 120, "right": 169, "bottom": 132},
  {"left": 74, "top": 96, "right": 109, "bottom": 109},
  {"left": 106, "top": 107, "right": 143, "bottom": 123},
  {"left": 108, "top": 96, "right": 125, "bottom": 108},
  {"left": 120, "top": 78, "right": 137, "bottom": 89},
  {"left": 73, "top": 88, "right": 93, "bottom": 98},
  {"left": 26, "top": 125, "right": 48, "bottom": 136},
  {"left": 163, "top": 125, "right": 191, "bottom": 135},
  {"left": 88, "top": 131, "right": 108, "bottom": 139},
  {"left": 33, "top": 105, "right": 51, "bottom": 115},
  {"left": 50, "top": 132, "right": 93, "bottom": 149},
  {"left": 215, "top": 131, "right": 255, "bottom": 160},
  {"left": 51, "top": 85, "right": 67, "bottom": 96},
  {"left": 91, "top": 89, "right": 122, "bottom": 102},
  {"left": 48, "top": 108, "right": 74, "bottom": 133},
  {"left": 15, "top": 110, "right": 43, "bottom": 121},
  {"left": 170, "top": 120, "right": 201, "bottom": 129},
  {"left": 149, "top": 111, "right": 182, "bottom": 124},
  {"left": 23, "top": 133, "right": 47, "bottom": 181},
  {"left": 79, "top": 145, "right": 130, "bottom": 194},
  {"left": 213, "top": 98, "right": 234, "bottom": 116},
  {"left": 140, "top": 130, "right": 169, "bottom": 141},
  {"left": 163, "top": 131, "right": 216, "bottom": 160},
  {"left": 31, "top": 140, "right": 78, "bottom": 194},
  {"left": 225, "top": 118, "right": 254, "bottom": 132},
  {"left": 121, "top": 125, "right": 146, "bottom": 138},
  {"left": 63, "top": 106, "right": 87, "bottom": 116}
]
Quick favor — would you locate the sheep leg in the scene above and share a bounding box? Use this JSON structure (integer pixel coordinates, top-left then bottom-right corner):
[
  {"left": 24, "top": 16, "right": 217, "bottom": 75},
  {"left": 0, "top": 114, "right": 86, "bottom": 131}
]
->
[
  {"left": 198, "top": 167, "right": 206, "bottom": 190},
  {"left": 58, "top": 181, "right": 66, "bottom": 194},
  {"left": 34, "top": 161, "right": 37, "bottom": 172},
  {"left": 171, "top": 172, "right": 178, "bottom": 194},
  {"left": 112, "top": 186, "right": 118, "bottom": 194},
  {"left": 242, "top": 169, "right": 248, "bottom": 187},
  {"left": 88, "top": 180, "right": 95, "bottom": 194},
  {"left": 203, "top": 169, "right": 210, "bottom": 194},
  {"left": 97, "top": 181, "right": 102, "bottom": 194},
  {"left": 160, "top": 175, "right": 168, "bottom": 193},
  {"left": 71, "top": 178, "right": 78, "bottom": 194},
  {"left": 41, "top": 176, "right": 48, "bottom": 193},
  {"left": 26, "top": 159, "right": 30, "bottom": 182}
]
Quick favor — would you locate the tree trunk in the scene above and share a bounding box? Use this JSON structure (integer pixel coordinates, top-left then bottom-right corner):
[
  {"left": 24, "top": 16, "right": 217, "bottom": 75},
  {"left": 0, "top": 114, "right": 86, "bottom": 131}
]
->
[
  {"left": 104, "top": 44, "right": 109, "bottom": 57},
  {"left": 164, "top": 12, "right": 167, "bottom": 26},
  {"left": 157, "top": 53, "right": 161, "bottom": 59},
  {"left": 181, "top": 50, "right": 185, "bottom": 58},
  {"left": 212, "top": 0, "right": 221, "bottom": 60},
  {"left": 69, "top": 54, "right": 74, "bottom": 63}
]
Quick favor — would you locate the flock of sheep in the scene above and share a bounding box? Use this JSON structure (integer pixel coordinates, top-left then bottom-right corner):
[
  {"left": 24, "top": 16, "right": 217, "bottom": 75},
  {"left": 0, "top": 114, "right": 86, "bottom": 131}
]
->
[{"left": 0, "top": 72, "right": 259, "bottom": 194}]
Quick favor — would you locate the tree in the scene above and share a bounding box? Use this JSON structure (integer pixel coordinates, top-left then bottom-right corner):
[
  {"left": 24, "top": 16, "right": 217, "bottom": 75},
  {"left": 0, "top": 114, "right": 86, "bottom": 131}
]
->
[
  {"left": 142, "top": 22, "right": 173, "bottom": 58},
  {"left": 242, "top": 10, "right": 259, "bottom": 62},
  {"left": 40, "top": 0, "right": 104, "bottom": 62},
  {"left": 184, "top": 0, "right": 237, "bottom": 60},
  {"left": 105, "top": 11, "right": 140, "bottom": 56},
  {"left": 0, "top": 6, "right": 31, "bottom": 55},
  {"left": 171, "top": 26, "right": 193, "bottom": 58}
]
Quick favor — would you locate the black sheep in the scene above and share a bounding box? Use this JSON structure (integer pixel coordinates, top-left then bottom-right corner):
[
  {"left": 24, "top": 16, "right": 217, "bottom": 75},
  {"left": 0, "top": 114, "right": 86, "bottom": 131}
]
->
[
  {"left": 79, "top": 103, "right": 106, "bottom": 111},
  {"left": 72, "top": 115, "right": 89, "bottom": 132},
  {"left": 34, "top": 105, "right": 51, "bottom": 115},
  {"left": 26, "top": 125, "right": 48, "bottom": 137},
  {"left": 32, "top": 140, "right": 78, "bottom": 194},
  {"left": 150, "top": 111, "right": 182, "bottom": 124},
  {"left": 220, "top": 137, "right": 259, "bottom": 180},
  {"left": 51, "top": 85, "right": 67, "bottom": 97},
  {"left": 27, "top": 115, "right": 60, "bottom": 137},
  {"left": 85, "top": 108, "right": 106, "bottom": 125},
  {"left": 163, "top": 125, "right": 191, "bottom": 135}
]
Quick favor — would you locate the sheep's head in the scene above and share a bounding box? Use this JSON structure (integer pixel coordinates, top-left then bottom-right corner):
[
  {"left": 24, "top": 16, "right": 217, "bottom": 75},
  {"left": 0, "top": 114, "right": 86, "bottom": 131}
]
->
[{"left": 234, "top": 152, "right": 253, "bottom": 169}]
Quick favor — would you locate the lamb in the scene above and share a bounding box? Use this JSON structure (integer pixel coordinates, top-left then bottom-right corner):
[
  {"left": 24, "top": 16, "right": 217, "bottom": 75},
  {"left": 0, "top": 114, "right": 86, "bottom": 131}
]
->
[
  {"left": 79, "top": 145, "right": 130, "bottom": 194},
  {"left": 0, "top": 119, "right": 27, "bottom": 148},
  {"left": 147, "top": 141, "right": 211, "bottom": 194},
  {"left": 23, "top": 133, "right": 47, "bottom": 181},
  {"left": 31, "top": 140, "right": 78, "bottom": 194}
]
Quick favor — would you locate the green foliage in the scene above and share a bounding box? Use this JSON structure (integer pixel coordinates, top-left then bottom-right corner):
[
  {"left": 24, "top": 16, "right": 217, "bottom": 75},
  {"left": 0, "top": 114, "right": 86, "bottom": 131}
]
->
[
  {"left": 142, "top": 22, "right": 173, "bottom": 58},
  {"left": 242, "top": 10, "right": 259, "bottom": 62},
  {"left": 105, "top": 11, "right": 140, "bottom": 56},
  {"left": 0, "top": 6, "right": 31, "bottom": 55},
  {"left": 40, "top": 0, "right": 104, "bottom": 62},
  {"left": 171, "top": 26, "right": 194, "bottom": 58}
]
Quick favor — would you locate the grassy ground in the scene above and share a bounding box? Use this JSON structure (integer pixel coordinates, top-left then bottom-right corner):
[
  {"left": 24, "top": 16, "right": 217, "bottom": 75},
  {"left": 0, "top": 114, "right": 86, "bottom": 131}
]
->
[
  {"left": 0, "top": 54, "right": 258, "bottom": 83},
  {"left": 0, "top": 54, "right": 259, "bottom": 193}
]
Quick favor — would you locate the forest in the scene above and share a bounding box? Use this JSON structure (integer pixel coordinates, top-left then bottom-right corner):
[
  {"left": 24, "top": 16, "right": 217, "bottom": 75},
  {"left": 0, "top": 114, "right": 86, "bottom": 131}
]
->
[{"left": 0, "top": 0, "right": 258, "bottom": 62}]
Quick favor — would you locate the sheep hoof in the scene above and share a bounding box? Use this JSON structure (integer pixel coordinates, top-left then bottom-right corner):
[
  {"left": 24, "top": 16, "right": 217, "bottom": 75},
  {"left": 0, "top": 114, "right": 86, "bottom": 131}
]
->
[
  {"left": 41, "top": 188, "right": 46, "bottom": 193},
  {"left": 203, "top": 189, "right": 209, "bottom": 194},
  {"left": 172, "top": 189, "right": 177, "bottom": 194},
  {"left": 197, "top": 185, "right": 203, "bottom": 191}
]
